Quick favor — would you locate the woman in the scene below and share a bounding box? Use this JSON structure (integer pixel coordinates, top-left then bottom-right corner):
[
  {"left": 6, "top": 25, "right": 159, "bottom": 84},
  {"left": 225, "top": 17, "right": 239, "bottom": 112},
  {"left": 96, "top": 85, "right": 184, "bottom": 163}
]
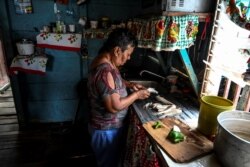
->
[{"left": 87, "top": 28, "right": 150, "bottom": 167}]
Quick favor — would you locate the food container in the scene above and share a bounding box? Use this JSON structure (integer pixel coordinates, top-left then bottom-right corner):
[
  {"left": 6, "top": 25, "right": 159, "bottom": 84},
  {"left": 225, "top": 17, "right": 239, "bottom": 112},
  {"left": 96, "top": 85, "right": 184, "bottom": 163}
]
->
[
  {"left": 214, "top": 110, "right": 250, "bottom": 167},
  {"left": 16, "top": 39, "right": 34, "bottom": 55},
  {"left": 100, "top": 17, "right": 110, "bottom": 29},
  {"left": 43, "top": 25, "right": 50, "bottom": 33}
]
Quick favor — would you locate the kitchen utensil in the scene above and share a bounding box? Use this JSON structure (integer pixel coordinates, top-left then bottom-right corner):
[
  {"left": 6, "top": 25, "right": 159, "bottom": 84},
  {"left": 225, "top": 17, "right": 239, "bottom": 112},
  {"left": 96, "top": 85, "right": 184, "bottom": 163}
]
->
[
  {"left": 214, "top": 110, "right": 250, "bottom": 167},
  {"left": 16, "top": 39, "right": 34, "bottom": 56},
  {"left": 143, "top": 118, "right": 213, "bottom": 163}
]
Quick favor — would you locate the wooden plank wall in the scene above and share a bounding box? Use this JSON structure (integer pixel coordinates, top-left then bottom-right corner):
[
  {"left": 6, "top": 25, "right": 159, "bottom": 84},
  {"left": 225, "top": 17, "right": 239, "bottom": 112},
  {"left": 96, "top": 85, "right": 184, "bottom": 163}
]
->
[
  {"left": 17, "top": 49, "right": 83, "bottom": 123},
  {"left": 3, "top": 0, "right": 142, "bottom": 124}
]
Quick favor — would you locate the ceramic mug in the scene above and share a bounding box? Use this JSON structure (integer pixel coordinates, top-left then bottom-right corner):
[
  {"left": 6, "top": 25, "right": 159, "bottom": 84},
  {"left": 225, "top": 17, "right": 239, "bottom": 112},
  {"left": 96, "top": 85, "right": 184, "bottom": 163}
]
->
[{"left": 68, "top": 24, "right": 75, "bottom": 33}]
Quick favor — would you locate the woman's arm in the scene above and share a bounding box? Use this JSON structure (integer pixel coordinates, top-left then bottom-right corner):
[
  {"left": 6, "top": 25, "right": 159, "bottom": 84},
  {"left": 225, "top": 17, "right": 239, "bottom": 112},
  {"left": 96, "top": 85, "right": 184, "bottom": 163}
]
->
[
  {"left": 104, "top": 73, "right": 150, "bottom": 113},
  {"left": 123, "top": 79, "right": 146, "bottom": 91}
]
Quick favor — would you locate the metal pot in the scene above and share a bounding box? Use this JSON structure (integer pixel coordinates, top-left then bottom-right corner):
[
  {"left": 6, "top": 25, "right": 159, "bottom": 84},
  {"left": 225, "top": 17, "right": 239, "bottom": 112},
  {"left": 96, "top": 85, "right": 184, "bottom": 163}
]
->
[
  {"left": 214, "top": 110, "right": 250, "bottom": 167},
  {"left": 16, "top": 39, "right": 34, "bottom": 55}
]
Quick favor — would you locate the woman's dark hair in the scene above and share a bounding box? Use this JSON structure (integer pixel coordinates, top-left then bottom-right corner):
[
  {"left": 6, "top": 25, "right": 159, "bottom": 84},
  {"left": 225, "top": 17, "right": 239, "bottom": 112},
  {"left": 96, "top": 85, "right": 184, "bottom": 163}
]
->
[{"left": 98, "top": 28, "right": 137, "bottom": 54}]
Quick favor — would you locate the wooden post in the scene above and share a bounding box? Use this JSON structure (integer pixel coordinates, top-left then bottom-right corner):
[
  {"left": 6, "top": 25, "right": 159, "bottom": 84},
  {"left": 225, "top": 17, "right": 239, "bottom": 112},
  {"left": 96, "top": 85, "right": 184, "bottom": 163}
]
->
[
  {"left": 232, "top": 84, "right": 241, "bottom": 107},
  {"left": 223, "top": 79, "right": 231, "bottom": 99},
  {"left": 237, "top": 85, "right": 250, "bottom": 112}
]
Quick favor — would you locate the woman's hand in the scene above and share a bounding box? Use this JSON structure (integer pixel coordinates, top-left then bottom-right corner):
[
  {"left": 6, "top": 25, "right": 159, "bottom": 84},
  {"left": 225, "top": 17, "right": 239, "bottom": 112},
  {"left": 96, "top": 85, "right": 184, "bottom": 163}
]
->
[
  {"left": 132, "top": 83, "right": 145, "bottom": 91},
  {"left": 129, "top": 82, "right": 146, "bottom": 91},
  {"left": 135, "top": 89, "right": 150, "bottom": 100}
]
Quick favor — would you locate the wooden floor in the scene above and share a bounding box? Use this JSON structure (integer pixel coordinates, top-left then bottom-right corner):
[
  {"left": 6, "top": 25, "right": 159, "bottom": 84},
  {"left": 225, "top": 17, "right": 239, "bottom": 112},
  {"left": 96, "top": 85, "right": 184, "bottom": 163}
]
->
[{"left": 0, "top": 88, "right": 97, "bottom": 167}]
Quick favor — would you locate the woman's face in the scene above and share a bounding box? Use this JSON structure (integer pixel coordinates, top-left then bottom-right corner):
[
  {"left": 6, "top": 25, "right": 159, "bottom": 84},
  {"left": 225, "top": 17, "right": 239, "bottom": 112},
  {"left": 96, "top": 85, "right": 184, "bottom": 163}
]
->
[{"left": 116, "top": 45, "right": 134, "bottom": 66}]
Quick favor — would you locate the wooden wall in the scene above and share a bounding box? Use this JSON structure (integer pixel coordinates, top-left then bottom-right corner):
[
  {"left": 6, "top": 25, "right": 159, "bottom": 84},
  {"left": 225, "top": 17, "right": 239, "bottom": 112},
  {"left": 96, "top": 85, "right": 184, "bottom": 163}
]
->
[
  {"left": 0, "top": 0, "right": 141, "bottom": 124},
  {"left": 0, "top": 0, "right": 214, "bottom": 125}
]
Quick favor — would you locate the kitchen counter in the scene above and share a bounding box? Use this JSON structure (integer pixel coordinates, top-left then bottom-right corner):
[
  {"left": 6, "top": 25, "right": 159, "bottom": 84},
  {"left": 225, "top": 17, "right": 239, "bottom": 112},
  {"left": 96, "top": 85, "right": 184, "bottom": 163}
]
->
[{"left": 131, "top": 92, "right": 221, "bottom": 167}]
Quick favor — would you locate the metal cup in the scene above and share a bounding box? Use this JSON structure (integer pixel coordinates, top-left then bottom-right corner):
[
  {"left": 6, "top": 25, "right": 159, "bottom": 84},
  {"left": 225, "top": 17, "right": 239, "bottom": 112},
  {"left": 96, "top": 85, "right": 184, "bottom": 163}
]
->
[{"left": 68, "top": 24, "right": 75, "bottom": 33}]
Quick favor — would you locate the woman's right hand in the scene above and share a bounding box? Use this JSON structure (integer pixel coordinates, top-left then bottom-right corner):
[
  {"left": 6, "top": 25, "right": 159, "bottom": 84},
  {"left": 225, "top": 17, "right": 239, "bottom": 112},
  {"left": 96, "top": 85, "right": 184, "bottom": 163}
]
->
[{"left": 135, "top": 89, "right": 150, "bottom": 100}]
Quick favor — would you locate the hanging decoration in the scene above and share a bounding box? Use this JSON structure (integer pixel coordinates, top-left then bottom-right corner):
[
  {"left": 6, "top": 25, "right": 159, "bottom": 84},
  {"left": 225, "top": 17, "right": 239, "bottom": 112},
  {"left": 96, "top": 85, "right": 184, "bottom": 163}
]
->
[{"left": 14, "top": 0, "right": 33, "bottom": 14}]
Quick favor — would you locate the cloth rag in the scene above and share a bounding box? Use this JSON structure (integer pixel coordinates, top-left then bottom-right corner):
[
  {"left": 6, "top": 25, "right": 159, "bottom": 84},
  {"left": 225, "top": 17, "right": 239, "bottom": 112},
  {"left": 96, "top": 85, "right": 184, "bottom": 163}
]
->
[{"left": 10, "top": 56, "right": 48, "bottom": 75}]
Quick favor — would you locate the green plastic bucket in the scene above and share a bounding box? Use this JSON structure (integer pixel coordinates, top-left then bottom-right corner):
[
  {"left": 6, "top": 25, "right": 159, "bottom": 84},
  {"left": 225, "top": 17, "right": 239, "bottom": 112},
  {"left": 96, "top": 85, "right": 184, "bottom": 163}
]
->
[{"left": 197, "top": 95, "right": 234, "bottom": 136}]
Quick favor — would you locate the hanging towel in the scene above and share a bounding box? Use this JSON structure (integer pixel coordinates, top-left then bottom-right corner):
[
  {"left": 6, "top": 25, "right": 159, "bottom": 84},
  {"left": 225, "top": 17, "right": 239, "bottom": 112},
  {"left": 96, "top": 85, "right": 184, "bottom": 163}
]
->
[
  {"left": 36, "top": 33, "right": 82, "bottom": 51},
  {"left": 9, "top": 56, "right": 48, "bottom": 75}
]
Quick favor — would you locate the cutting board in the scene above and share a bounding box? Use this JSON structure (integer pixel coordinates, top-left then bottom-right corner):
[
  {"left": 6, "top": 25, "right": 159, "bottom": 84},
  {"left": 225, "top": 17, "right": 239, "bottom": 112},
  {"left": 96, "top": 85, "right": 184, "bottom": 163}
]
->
[{"left": 143, "top": 118, "right": 213, "bottom": 163}]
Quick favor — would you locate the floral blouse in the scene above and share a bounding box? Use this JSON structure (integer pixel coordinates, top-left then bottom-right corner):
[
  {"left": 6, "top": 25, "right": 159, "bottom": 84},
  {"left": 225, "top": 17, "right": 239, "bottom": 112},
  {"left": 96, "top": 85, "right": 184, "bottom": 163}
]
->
[{"left": 87, "top": 63, "right": 128, "bottom": 130}]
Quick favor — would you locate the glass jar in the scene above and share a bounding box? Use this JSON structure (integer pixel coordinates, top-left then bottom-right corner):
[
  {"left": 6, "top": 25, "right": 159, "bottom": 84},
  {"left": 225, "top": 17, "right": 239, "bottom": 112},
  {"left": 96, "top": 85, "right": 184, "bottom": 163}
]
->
[{"left": 101, "top": 17, "right": 110, "bottom": 29}]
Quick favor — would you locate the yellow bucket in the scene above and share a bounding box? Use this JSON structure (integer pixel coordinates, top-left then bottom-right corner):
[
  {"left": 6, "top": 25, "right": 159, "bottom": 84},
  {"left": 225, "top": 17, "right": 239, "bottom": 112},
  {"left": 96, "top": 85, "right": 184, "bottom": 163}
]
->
[{"left": 197, "top": 95, "right": 234, "bottom": 136}]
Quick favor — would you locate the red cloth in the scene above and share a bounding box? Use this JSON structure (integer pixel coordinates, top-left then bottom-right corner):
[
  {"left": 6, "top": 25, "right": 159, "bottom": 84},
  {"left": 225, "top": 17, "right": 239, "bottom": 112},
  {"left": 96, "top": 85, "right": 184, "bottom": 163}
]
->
[{"left": 124, "top": 111, "right": 161, "bottom": 167}]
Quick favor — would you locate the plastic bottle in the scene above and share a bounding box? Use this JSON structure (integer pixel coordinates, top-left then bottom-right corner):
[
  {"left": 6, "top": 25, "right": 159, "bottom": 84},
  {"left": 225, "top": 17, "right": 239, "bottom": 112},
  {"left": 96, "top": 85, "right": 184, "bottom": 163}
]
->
[{"left": 56, "top": 11, "right": 62, "bottom": 33}]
